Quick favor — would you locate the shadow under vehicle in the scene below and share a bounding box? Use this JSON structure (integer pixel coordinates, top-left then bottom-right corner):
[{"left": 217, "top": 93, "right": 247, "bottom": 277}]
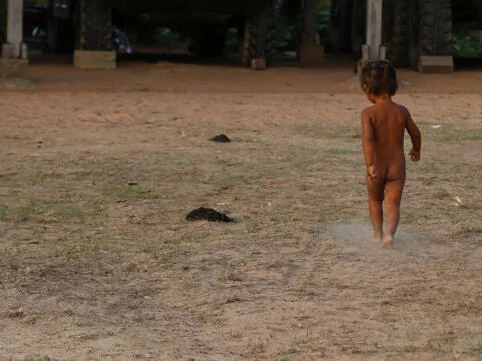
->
[
  {"left": 329, "top": 0, "right": 482, "bottom": 68},
  {"left": 47, "top": 0, "right": 299, "bottom": 66}
]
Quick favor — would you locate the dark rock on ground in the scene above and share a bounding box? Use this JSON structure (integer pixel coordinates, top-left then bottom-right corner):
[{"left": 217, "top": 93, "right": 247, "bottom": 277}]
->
[
  {"left": 186, "top": 207, "right": 234, "bottom": 222},
  {"left": 210, "top": 134, "right": 231, "bottom": 142}
]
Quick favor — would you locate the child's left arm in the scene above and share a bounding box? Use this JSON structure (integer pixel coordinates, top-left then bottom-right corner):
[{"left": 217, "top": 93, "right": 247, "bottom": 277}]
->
[
  {"left": 402, "top": 106, "right": 422, "bottom": 162},
  {"left": 361, "top": 109, "right": 377, "bottom": 178}
]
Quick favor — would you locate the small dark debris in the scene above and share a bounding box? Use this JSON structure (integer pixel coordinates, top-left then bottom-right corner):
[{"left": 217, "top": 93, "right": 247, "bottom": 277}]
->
[
  {"left": 185, "top": 207, "right": 234, "bottom": 222},
  {"left": 11, "top": 307, "right": 25, "bottom": 318},
  {"left": 225, "top": 296, "right": 242, "bottom": 304},
  {"left": 128, "top": 181, "right": 138, "bottom": 186},
  {"left": 226, "top": 272, "right": 243, "bottom": 282},
  {"left": 210, "top": 134, "right": 231, "bottom": 143},
  {"left": 23, "top": 240, "right": 40, "bottom": 245}
]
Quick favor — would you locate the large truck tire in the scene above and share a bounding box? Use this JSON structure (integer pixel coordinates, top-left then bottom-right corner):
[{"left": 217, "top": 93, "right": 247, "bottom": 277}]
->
[
  {"left": 199, "top": 26, "right": 226, "bottom": 58},
  {"left": 384, "top": 0, "right": 409, "bottom": 67},
  {"left": 350, "top": 0, "right": 365, "bottom": 58},
  {"left": 78, "top": 0, "right": 112, "bottom": 50},
  {"left": 243, "top": 0, "right": 280, "bottom": 66},
  {"left": 47, "top": 17, "right": 75, "bottom": 53},
  {"left": 329, "top": 0, "right": 352, "bottom": 52},
  {"left": 408, "top": 0, "right": 452, "bottom": 70}
]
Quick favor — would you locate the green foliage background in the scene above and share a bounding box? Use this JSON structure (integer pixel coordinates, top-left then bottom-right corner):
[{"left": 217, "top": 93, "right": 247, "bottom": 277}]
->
[
  {"left": 452, "top": 30, "right": 482, "bottom": 57},
  {"left": 277, "top": 0, "right": 331, "bottom": 52}
]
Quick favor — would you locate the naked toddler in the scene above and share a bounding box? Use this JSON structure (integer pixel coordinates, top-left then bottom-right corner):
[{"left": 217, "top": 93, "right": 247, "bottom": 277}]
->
[{"left": 360, "top": 60, "right": 422, "bottom": 247}]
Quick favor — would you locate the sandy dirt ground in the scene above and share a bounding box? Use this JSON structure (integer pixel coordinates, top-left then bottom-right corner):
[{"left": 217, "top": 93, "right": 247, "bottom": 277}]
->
[
  {"left": 0, "top": 57, "right": 481, "bottom": 361},
  {"left": 1, "top": 54, "right": 482, "bottom": 94}
]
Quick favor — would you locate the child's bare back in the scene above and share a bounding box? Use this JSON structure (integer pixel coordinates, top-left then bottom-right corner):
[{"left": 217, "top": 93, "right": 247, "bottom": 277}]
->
[{"left": 360, "top": 61, "right": 421, "bottom": 247}]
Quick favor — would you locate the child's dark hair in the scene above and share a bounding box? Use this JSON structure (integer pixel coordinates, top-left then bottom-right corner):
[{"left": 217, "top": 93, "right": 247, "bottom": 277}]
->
[{"left": 361, "top": 60, "right": 398, "bottom": 96}]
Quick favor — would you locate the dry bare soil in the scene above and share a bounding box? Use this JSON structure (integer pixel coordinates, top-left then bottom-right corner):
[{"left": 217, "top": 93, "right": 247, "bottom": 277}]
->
[{"left": 0, "top": 62, "right": 481, "bottom": 361}]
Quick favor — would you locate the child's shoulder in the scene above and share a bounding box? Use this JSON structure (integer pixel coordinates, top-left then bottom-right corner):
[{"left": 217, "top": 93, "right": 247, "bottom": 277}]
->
[
  {"left": 361, "top": 105, "right": 376, "bottom": 115},
  {"left": 393, "top": 102, "right": 411, "bottom": 115},
  {"left": 395, "top": 104, "right": 414, "bottom": 123}
]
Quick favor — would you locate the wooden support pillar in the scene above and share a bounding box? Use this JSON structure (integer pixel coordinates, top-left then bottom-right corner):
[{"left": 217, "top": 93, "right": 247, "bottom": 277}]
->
[
  {"left": 357, "top": 0, "right": 384, "bottom": 78},
  {"left": 1, "top": 0, "right": 28, "bottom": 77},
  {"left": 5, "top": 0, "right": 25, "bottom": 58},
  {"left": 362, "top": 0, "right": 385, "bottom": 61}
]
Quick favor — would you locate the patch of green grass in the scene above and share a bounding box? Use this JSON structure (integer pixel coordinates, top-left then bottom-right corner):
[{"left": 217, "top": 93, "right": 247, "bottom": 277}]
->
[
  {"left": 294, "top": 124, "right": 331, "bottom": 138},
  {"left": 295, "top": 124, "right": 359, "bottom": 140},
  {"left": 325, "top": 148, "right": 358, "bottom": 155},
  {"left": 278, "top": 348, "right": 302, "bottom": 361},
  {"left": 0, "top": 205, "right": 7, "bottom": 220},
  {"left": 101, "top": 185, "right": 159, "bottom": 200},
  {"left": 181, "top": 235, "right": 196, "bottom": 243},
  {"left": 15, "top": 203, "right": 42, "bottom": 222},
  {"left": 205, "top": 161, "right": 258, "bottom": 187},
  {"left": 428, "top": 127, "right": 482, "bottom": 142},
  {"left": 246, "top": 218, "right": 262, "bottom": 233},
  {"left": 471, "top": 344, "right": 482, "bottom": 355},
  {"left": 459, "top": 133, "right": 482, "bottom": 141},
  {"left": 412, "top": 161, "right": 443, "bottom": 176},
  {"left": 91, "top": 204, "right": 105, "bottom": 217},
  {"left": 70, "top": 170, "right": 93, "bottom": 180},
  {"left": 143, "top": 244, "right": 171, "bottom": 262},
  {"left": 10, "top": 200, "right": 85, "bottom": 223},
  {"left": 54, "top": 240, "right": 102, "bottom": 259},
  {"left": 66, "top": 206, "right": 85, "bottom": 222},
  {"left": 31, "top": 172, "right": 64, "bottom": 185}
]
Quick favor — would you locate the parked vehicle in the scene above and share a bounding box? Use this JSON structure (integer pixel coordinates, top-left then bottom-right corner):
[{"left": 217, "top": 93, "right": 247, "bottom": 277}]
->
[
  {"left": 24, "top": 4, "right": 132, "bottom": 54},
  {"left": 329, "top": 0, "right": 482, "bottom": 68},
  {"left": 48, "top": 0, "right": 299, "bottom": 65}
]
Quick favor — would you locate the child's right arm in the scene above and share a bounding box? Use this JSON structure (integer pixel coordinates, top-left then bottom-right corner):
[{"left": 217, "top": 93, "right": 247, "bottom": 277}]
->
[
  {"left": 402, "top": 106, "right": 421, "bottom": 162},
  {"left": 361, "top": 108, "right": 377, "bottom": 178}
]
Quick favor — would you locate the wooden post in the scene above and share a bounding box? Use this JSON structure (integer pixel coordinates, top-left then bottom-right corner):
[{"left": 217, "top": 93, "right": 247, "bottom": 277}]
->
[
  {"left": 357, "top": 0, "right": 384, "bottom": 81},
  {"left": 364, "top": 0, "right": 384, "bottom": 60},
  {"left": 6, "top": 0, "right": 24, "bottom": 58}
]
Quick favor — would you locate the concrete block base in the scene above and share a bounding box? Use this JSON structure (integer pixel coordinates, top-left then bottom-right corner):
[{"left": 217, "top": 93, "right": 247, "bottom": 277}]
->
[
  {"left": 250, "top": 58, "right": 267, "bottom": 70},
  {"left": 299, "top": 45, "right": 325, "bottom": 65},
  {"left": 0, "top": 58, "right": 29, "bottom": 78},
  {"left": 357, "top": 58, "right": 375, "bottom": 88},
  {"left": 74, "top": 50, "right": 116, "bottom": 70},
  {"left": 357, "top": 58, "right": 368, "bottom": 75},
  {"left": 418, "top": 56, "right": 453, "bottom": 74},
  {"left": 1, "top": 43, "right": 14, "bottom": 59}
]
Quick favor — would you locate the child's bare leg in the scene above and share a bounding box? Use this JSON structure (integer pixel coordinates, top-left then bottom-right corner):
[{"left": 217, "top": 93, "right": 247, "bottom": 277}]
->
[
  {"left": 368, "top": 199, "right": 383, "bottom": 242},
  {"left": 383, "top": 179, "right": 404, "bottom": 246}
]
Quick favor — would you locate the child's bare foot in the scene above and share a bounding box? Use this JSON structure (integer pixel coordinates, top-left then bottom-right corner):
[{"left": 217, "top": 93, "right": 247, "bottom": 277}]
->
[
  {"left": 374, "top": 234, "right": 382, "bottom": 243},
  {"left": 382, "top": 234, "right": 394, "bottom": 247}
]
